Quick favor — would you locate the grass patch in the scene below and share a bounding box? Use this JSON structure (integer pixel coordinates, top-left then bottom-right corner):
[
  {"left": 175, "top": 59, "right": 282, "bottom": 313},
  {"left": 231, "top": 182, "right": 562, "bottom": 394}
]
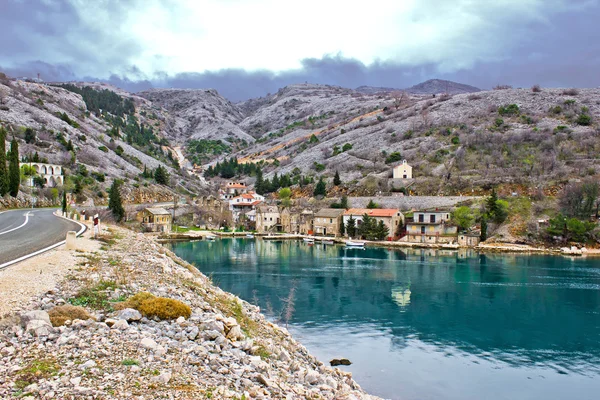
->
[
  {"left": 255, "top": 345, "right": 271, "bottom": 360},
  {"left": 68, "top": 280, "right": 118, "bottom": 310},
  {"left": 15, "top": 359, "right": 60, "bottom": 389},
  {"left": 122, "top": 358, "right": 139, "bottom": 366}
]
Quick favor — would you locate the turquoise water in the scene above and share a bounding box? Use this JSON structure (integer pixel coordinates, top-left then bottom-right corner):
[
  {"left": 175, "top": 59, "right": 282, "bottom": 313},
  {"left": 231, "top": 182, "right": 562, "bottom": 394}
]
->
[{"left": 168, "top": 239, "right": 600, "bottom": 400}]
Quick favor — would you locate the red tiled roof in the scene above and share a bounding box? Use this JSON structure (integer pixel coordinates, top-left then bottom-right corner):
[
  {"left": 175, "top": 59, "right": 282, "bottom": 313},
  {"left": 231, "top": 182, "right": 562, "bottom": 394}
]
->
[{"left": 344, "top": 208, "right": 400, "bottom": 217}]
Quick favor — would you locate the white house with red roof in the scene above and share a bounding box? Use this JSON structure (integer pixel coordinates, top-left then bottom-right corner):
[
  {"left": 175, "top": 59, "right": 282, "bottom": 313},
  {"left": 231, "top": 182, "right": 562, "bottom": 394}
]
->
[
  {"left": 343, "top": 208, "right": 405, "bottom": 240},
  {"left": 229, "top": 192, "right": 264, "bottom": 221}
]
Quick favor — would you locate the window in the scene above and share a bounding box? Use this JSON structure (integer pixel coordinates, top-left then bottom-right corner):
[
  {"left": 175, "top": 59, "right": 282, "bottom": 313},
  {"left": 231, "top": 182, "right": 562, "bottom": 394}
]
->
[
  {"left": 430, "top": 215, "right": 436, "bottom": 223},
  {"left": 418, "top": 214, "right": 424, "bottom": 223},
  {"left": 421, "top": 226, "right": 425, "bottom": 234},
  {"left": 330, "top": 219, "right": 333, "bottom": 224}
]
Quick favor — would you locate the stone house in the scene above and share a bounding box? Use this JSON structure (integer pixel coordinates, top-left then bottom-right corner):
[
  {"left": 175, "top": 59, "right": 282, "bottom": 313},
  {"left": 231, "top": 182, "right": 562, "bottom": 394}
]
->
[
  {"left": 256, "top": 205, "right": 281, "bottom": 233},
  {"left": 280, "top": 208, "right": 300, "bottom": 234},
  {"left": 458, "top": 232, "right": 481, "bottom": 247},
  {"left": 343, "top": 208, "right": 404, "bottom": 240},
  {"left": 392, "top": 160, "right": 412, "bottom": 179},
  {"left": 298, "top": 210, "right": 314, "bottom": 235},
  {"left": 137, "top": 207, "right": 172, "bottom": 233},
  {"left": 314, "top": 208, "right": 345, "bottom": 237},
  {"left": 405, "top": 210, "right": 458, "bottom": 244},
  {"left": 221, "top": 182, "right": 248, "bottom": 199}
]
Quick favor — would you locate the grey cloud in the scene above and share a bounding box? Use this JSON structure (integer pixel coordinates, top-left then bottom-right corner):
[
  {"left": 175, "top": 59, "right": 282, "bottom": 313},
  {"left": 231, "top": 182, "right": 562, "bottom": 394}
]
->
[{"left": 1, "top": 0, "right": 599, "bottom": 101}]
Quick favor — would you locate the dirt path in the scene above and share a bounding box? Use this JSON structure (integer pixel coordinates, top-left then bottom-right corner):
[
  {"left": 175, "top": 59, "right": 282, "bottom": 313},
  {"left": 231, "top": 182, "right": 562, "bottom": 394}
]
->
[{"left": 0, "top": 226, "right": 101, "bottom": 318}]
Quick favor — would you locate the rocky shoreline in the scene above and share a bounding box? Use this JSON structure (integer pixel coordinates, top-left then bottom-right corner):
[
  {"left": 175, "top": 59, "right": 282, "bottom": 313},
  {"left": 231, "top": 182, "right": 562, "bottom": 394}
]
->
[{"left": 0, "top": 225, "right": 381, "bottom": 399}]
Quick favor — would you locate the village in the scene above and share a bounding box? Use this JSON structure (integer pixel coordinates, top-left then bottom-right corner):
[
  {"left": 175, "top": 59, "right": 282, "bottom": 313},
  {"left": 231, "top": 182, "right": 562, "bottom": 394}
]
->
[{"left": 134, "top": 160, "right": 484, "bottom": 249}]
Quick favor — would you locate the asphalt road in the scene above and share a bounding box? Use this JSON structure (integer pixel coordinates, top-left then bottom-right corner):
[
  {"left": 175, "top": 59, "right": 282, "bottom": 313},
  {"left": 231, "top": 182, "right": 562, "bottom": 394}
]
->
[{"left": 0, "top": 208, "right": 82, "bottom": 267}]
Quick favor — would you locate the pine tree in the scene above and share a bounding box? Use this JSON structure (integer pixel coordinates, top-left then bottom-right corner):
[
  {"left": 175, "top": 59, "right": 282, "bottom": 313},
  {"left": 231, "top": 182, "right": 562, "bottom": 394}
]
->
[
  {"left": 154, "top": 165, "right": 170, "bottom": 185},
  {"left": 62, "top": 190, "right": 67, "bottom": 213},
  {"left": 339, "top": 218, "right": 346, "bottom": 237},
  {"left": 255, "top": 168, "right": 265, "bottom": 195},
  {"left": 340, "top": 195, "right": 349, "bottom": 210},
  {"left": 0, "top": 127, "right": 7, "bottom": 196},
  {"left": 375, "top": 220, "right": 390, "bottom": 240},
  {"left": 313, "top": 176, "right": 326, "bottom": 197},
  {"left": 346, "top": 216, "right": 356, "bottom": 238},
  {"left": 333, "top": 170, "right": 341, "bottom": 186},
  {"left": 8, "top": 137, "right": 20, "bottom": 197},
  {"left": 486, "top": 189, "right": 499, "bottom": 218},
  {"left": 358, "top": 214, "right": 377, "bottom": 240},
  {"left": 480, "top": 217, "right": 488, "bottom": 241},
  {"left": 367, "top": 199, "right": 379, "bottom": 209},
  {"left": 108, "top": 180, "right": 125, "bottom": 222}
]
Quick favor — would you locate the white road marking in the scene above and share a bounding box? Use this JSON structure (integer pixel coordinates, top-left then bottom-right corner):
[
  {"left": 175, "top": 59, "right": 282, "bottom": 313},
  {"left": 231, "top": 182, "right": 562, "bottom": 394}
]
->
[
  {"left": 0, "top": 213, "right": 86, "bottom": 270},
  {"left": 0, "top": 212, "right": 31, "bottom": 236}
]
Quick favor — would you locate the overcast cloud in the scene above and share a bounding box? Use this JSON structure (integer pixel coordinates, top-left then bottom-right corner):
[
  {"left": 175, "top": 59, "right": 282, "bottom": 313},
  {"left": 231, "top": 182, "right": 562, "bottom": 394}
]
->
[{"left": 1, "top": 0, "right": 599, "bottom": 101}]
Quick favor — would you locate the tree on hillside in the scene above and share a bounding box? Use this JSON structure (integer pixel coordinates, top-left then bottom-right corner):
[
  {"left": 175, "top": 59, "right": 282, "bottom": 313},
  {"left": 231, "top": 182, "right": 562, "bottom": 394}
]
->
[
  {"left": 480, "top": 217, "right": 488, "bottom": 241},
  {"left": 8, "top": 137, "right": 20, "bottom": 197},
  {"left": 559, "top": 181, "right": 599, "bottom": 219},
  {"left": 62, "top": 190, "right": 67, "bottom": 213},
  {"left": 0, "top": 127, "right": 8, "bottom": 196},
  {"left": 108, "top": 180, "right": 125, "bottom": 222},
  {"left": 339, "top": 218, "right": 346, "bottom": 237},
  {"left": 452, "top": 206, "right": 475, "bottom": 231},
  {"left": 314, "top": 176, "right": 326, "bottom": 197},
  {"left": 346, "top": 216, "right": 356, "bottom": 238},
  {"left": 255, "top": 168, "right": 266, "bottom": 195},
  {"left": 366, "top": 199, "right": 379, "bottom": 209},
  {"left": 333, "top": 171, "right": 341, "bottom": 186},
  {"left": 279, "top": 187, "right": 292, "bottom": 207},
  {"left": 340, "top": 195, "right": 349, "bottom": 210},
  {"left": 154, "top": 165, "right": 170, "bottom": 185},
  {"left": 486, "top": 189, "right": 508, "bottom": 223}
]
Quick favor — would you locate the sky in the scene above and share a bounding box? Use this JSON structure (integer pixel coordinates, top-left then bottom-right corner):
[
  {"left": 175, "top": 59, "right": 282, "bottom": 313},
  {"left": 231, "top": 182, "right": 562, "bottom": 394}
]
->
[{"left": 1, "top": 0, "right": 599, "bottom": 101}]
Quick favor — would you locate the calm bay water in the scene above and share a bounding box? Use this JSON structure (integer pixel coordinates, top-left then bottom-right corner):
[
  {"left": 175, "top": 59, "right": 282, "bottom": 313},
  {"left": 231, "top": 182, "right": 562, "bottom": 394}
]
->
[{"left": 168, "top": 239, "right": 600, "bottom": 400}]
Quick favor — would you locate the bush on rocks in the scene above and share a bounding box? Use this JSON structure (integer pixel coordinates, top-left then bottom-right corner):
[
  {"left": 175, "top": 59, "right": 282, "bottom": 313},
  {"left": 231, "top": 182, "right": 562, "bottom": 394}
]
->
[
  {"left": 138, "top": 297, "right": 191, "bottom": 320},
  {"left": 48, "top": 305, "right": 93, "bottom": 327},
  {"left": 116, "top": 292, "right": 191, "bottom": 320},
  {"left": 114, "top": 291, "right": 156, "bottom": 311}
]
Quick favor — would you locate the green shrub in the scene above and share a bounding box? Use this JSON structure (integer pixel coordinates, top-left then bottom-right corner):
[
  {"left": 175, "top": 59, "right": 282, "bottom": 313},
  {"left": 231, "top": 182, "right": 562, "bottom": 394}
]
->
[
  {"left": 385, "top": 152, "right": 402, "bottom": 164},
  {"left": 98, "top": 146, "right": 108, "bottom": 153},
  {"left": 549, "top": 105, "right": 562, "bottom": 115},
  {"left": 494, "top": 118, "right": 504, "bottom": 127},
  {"left": 342, "top": 143, "right": 353, "bottom": 152},
  {"left": 313, "top": 161, "right": 325, "bottom": 172},
  {"left": 451, "top": 136, "right": 460, "bottom": 145},
  {"left": 308, "top": 134, "right": 319, "bottom": 144},
  {"left": 114, "top": 291, "right": 156, "bottom": 310},
  {"left": 576, "top": 114, "right": 592, "bottom": 126},
  {"left": 498, "top": 104, "right": 520, "bottom": 116}
]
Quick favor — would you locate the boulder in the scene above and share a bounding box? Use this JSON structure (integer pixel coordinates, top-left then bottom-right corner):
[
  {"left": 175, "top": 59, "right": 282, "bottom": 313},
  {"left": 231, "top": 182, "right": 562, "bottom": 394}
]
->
[
  {"left": 140, "top": 337, "right": 158, "bottom": 351},
  {"left": 25, "top": 320, "right": 53, "bottom": 337},
  {"left": 330, "top": 358, "right": 352, "bottom": 366},
  {"left": 20, "top": 310, "right": 51, "bottom": 327},
  {"left": 116, "top": 308, "right": 142, "bottom": 322},
  {"left": 226, "top": 325, "right": 244, "bottom": 341}
]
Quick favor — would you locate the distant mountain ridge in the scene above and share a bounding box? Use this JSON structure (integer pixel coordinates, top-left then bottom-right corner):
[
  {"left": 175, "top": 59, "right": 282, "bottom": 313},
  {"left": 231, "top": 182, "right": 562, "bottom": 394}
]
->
[{"left": 356, "top": 79, "right": 481, "bottom": 95}]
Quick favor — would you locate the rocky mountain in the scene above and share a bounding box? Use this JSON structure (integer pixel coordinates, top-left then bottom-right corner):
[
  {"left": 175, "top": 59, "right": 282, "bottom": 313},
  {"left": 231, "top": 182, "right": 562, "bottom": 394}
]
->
[
  {"left": 0, "top": 73, "right": 206, "bottom": 206},
  {"left": 140, "top": 88, "right": 254, "bottom": 145},
  {"left": 356, "top": 79, "right": 481, "bottom": 96},
  {"left": 405, "top": 79, "right": 481, "bottom": 94}
]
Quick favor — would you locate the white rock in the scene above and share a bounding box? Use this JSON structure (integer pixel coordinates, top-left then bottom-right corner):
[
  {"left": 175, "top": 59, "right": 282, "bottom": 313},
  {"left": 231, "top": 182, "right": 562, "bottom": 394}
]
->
[
  {"left": 111, "top": 319, "right": 129, "bottom": 330},
  {"left": 20, "top": 310, "right": 51, "bottom": 327},
  {"left": 70, "top": 377, "right": 82, "bottom": 386},
  {"left": 80, "top": 360, "right": 96, "bottom": 370},
  {"left": 156, "top": 371, "right": 172, "bottom": 384},
  {"left": 305, "top": 370, "right": 321, "bottom": 385},
  {"left": 176, "top": 316, "right": 186, "bottom": 324},
  {"left": 23, "top": 383, "right": 39, "bottom": 393},
  {"left": 140, "top": 337, "right": 158, "bottom": 351},
  {"left": 130, "top": 365, "right": 141, "bottom": 373},
  {"left": 187, "top": 326, "right": 199, "bottom": 340},
  {"left": 25, "top": 320, "right": 53, "bottom": 337},
  {"left": 116, "top": 308, "right": 142, "bottom": 322},
  {"left": 226, "top": 325, "right": 244, "bottom": 341}
]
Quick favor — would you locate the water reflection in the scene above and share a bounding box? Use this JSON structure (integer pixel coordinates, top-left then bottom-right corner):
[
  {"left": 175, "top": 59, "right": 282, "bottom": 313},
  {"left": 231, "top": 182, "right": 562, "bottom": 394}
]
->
[{"left": 169, "top": 239, "right": 600, "bottom": 400}]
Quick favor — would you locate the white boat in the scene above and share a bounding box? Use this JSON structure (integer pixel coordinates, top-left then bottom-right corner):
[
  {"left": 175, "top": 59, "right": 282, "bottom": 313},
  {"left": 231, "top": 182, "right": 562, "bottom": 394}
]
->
[
  {"left": 346, "top": 240, "right": 366, "bottom": 248},
  {"left": 322, "top": 240, "right": 335, "bottom": 245},
  {"left": 246, "top": 234, "right": 255, "bottom": 239},
  {"left": 205, "top": 235, "right": 217, "bottom": 241},
  {"left": 303, "top": 237, "right": 315, "bottom": 243}
]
